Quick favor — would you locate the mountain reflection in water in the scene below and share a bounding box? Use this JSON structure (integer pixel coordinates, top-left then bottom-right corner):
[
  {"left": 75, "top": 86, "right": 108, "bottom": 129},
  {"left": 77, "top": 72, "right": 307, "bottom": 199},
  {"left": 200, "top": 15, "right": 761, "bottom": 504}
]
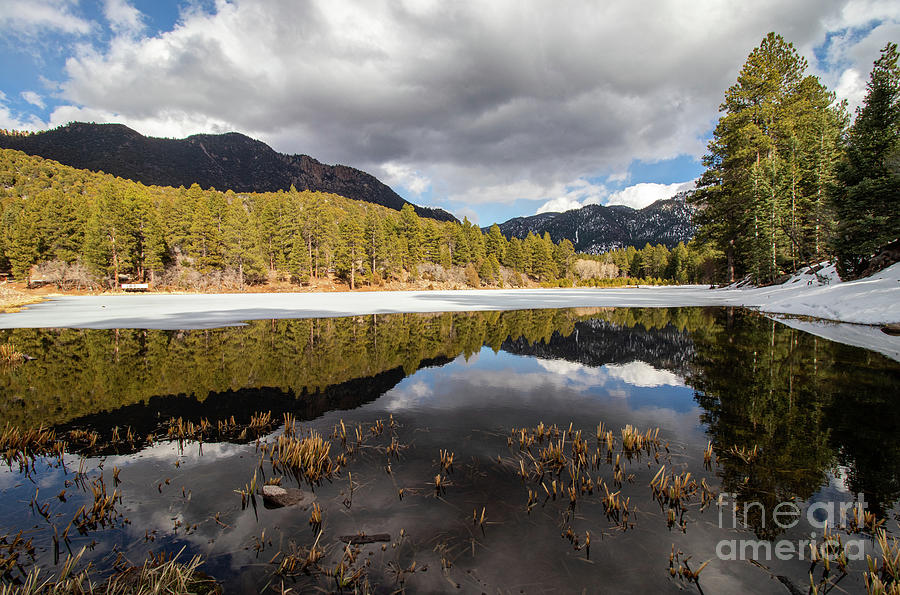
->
[{"left": 0, "top": 307, "right": 897, "bottom": 592}]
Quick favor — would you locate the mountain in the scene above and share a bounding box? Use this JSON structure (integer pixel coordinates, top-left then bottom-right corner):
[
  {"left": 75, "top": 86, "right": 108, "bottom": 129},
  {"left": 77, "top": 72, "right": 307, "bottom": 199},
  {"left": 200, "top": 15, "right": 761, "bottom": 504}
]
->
[
  {"left": 502, "top": 317, "right": 696, "bottom": 378},
  {"left": 0, "top": 122, "right": 457, "bottom": 222},
  {"left": 491, "top": 192, "right": 696, "bottom": 253}
]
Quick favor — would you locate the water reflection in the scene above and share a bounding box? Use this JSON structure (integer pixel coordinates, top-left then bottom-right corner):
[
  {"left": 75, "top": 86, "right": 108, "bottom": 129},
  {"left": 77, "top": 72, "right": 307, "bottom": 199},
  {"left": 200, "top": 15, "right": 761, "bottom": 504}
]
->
[{"left": 0, "top": 307, "right": 898, "bottom": 592}]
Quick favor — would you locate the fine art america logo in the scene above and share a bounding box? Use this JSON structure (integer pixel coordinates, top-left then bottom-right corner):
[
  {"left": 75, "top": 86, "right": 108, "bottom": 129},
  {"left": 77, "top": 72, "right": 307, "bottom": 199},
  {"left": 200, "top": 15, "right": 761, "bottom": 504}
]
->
[{"left": 715, "top": 492, "right": 869, "bottom": 561}]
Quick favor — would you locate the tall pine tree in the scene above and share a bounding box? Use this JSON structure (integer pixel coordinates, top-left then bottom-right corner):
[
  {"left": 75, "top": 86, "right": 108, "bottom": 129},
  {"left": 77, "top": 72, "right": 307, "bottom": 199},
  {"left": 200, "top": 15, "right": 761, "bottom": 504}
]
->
[
  {"left": 830, "top": 43, "right": 900, "bottom": 278},
  {"left": 693, "top": 33, "right": 844, "bottom": 282}
]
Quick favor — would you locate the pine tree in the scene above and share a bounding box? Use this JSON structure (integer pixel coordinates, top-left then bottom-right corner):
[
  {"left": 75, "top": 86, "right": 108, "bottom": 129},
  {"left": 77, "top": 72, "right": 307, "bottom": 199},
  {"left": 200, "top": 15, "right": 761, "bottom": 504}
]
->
[
  {"left": 84, "top": 183, "right": 137, "bottom": 287},
  {"left": 452, "top": 224, "right": 471, "bottom": 266},
  {"left": 531, "top": 233, "right": 558, "bottom": 281},
  {"left": 39, "top": 188, "right": 83, "bottom": 264},
  {"left": 223, "top": 198, "right": 264, "bottom": 288},
  {"left": 337, "top": 215, "right": 365, "bottom": 289},
  {"left": 464, "top": 219, "right": 485, "bottom": 263},
  {"left": 503, "top": 236, "right": 524, "bottom": 270},
  {"left": 831, "top": 43, "right": 900, "bottom": 278},
  {"left": 668, "top": 242, "right": 690, "bottom": 283},
  {"left": 477, "top": 257, "right": 496, "bottom": 285},
  {"left": 693, "top": 33, "right": 835, "bottom": 282},
  {"left": 399, "top": 204, "right": 423, "bottom": 270},
  {"left": 421, "top": 219, "right": 442, "bottom": 263},
  {"left": 5, "top": 202, "right": 39, "bottom": 280},
  {"left": 485, "top": 223, "right": 506, "bottom": 262},
  {"left": 553, "top": 238, "right": 575, "bottom": 278},
  {"left": 364, "top": 208, "right": 387, "bottom": 282},
  {"left": 142, "top": 208, "right": 168, "bottom": 284}
]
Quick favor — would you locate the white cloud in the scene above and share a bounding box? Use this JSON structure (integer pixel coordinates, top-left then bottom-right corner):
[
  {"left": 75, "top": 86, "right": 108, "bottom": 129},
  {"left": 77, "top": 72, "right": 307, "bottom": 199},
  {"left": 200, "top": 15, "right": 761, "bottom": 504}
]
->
[
  {"left": 535, "top": 358, "right": 684, "bottom": 389},
  {"left": 0, "top": 0, "right": 92, "bottom": 36},
  {"left": 379, "top": 162, "right": 431, "bottom": 196},
  {"left": 536, "top": 196, "right": 583, "bottom": 214},
  {"left": 835, "top": 68, "right": 867, "bottom": 111},
  {"left": 604, "top": 361, "right": 684, "bottom": 388},
  {"left": 43, "top": 2, "right": 846, "bottom": 194},
  {"left": 103, "top": 0, "right": 145, "bottom": 38},
  {"left": 811, "top": 17, "right": 900, "bottom": 113},
  {"left": 605, "top": 180, "right": 696, "bottom": 210},
  {"left": 0, "top": 93, "right": 47, "bottom": 131},
  {"left": 455, "top": 206, "right": 480, "bottom": 224},
  {"left": 6, "top": 0, "right": 899, "bottom": 216},
  {"left": 535, "top": 179, "right": 609, "bottom": 214},
  {"left": 20, "top": 91, "right": 45, "bottom": 109},
  {"left": 384, "top": 379, "right": 433, "bottom": 411},
  {"left": 46, "top": 105, "right": 233, "bottom": 139}
]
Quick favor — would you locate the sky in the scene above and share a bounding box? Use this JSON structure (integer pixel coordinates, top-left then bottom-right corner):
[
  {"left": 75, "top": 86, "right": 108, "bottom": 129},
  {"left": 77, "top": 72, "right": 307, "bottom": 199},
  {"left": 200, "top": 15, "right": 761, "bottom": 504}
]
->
[{"left": 0, "top": 1, "right": 897, "bottom": 225}]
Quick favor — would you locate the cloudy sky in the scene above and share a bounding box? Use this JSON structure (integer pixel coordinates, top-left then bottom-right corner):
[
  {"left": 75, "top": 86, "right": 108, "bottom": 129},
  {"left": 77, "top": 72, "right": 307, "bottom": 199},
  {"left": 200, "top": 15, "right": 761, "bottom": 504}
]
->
[{"left": 0, "top": 1, "right": 897, "bottom": 224}]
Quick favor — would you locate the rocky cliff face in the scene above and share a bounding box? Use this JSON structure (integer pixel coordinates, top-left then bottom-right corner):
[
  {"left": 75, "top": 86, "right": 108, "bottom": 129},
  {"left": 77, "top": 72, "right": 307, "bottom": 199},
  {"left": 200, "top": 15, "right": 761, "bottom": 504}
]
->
[
  {"left": 0, "top": 122, "right": 457, "bottom": 222},
  {"left": 492, "top": 192, "right": 697, "bottom": 252}
]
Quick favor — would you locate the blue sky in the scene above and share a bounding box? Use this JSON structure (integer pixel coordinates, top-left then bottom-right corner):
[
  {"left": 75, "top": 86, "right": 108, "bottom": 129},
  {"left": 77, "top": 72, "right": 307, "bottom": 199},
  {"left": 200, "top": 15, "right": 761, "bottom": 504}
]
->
[{"left": 1, "top": 1, "right": 897, "bottom": 224}]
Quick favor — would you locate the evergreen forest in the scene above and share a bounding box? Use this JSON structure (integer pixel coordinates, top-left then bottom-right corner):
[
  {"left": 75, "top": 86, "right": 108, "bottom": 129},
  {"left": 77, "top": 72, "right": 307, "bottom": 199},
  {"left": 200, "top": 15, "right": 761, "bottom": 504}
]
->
[{"left": 1, "top": 35, "right": 896, "bottom": 289}]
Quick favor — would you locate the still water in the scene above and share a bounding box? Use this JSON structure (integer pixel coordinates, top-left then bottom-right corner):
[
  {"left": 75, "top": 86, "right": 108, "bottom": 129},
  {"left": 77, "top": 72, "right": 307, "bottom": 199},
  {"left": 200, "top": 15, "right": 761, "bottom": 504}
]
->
[{"left": 1, "top": 307, "right": 898, "bottom": 593}]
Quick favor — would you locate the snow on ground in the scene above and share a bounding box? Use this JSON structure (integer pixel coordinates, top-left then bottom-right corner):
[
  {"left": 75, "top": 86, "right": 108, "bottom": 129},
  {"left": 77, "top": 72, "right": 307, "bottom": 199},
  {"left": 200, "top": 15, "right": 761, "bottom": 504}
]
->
[
  {"left": 1, "top": 263, "right": 897, "bottom": 358},
  {"left": 717, "top": 262, "right": 900, "bottom": 325}
]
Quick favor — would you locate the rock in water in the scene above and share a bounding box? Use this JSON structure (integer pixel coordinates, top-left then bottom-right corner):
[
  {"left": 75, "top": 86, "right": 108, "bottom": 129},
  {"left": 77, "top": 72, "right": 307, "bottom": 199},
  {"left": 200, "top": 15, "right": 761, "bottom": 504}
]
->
[{"left": 260, "top": 485, "right": 315, "bottom": 509}]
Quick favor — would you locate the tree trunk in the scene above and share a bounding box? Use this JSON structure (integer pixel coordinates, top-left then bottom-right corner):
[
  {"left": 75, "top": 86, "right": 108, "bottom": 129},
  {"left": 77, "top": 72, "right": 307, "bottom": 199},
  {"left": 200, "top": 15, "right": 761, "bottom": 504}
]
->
[
  {"left": 308, "top": 236, "right": 314, "bottom": 281},
  {"left": 350, "top": 247, "right": 355, "bottom": 290},
  {"left": 769, "top": 150, "right": 777, "bottom": 283},
  {"left": 727, "top": 241, "right": 735, "bottom": 282},
  {"left": 111, "top": 228, "right": 120, "bottom": 289}
]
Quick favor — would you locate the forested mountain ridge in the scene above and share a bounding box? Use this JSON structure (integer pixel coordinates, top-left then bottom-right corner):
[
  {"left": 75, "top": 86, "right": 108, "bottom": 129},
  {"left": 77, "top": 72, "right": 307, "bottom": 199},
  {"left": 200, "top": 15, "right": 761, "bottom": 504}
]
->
[
  {"left": 0, "top": 122, "right": 457, "bottom": 223},
  {"left": 0, "top": 148, "right": 602, "bottom": 289},
  {"left": 492, "top": 192, "right": 697, "bottom": 254}
]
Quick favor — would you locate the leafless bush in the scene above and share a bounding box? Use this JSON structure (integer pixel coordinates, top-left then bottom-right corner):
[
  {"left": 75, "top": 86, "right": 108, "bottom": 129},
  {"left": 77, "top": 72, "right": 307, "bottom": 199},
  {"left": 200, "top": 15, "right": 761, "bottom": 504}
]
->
[
  {"left": 158, "top": 266, "right": 262, "bottom": 291},
  {"left": 418, "top": 262, "right": 449, "bottom": 282},
  {"left": 574, "top": 259, "right": 619, "bottom": 280},
  {"left": 32, "top": 260, "right": 98, "bottom": 290},
  {"left": 464, "top": 263, "right": 480, "bottom": 287}
]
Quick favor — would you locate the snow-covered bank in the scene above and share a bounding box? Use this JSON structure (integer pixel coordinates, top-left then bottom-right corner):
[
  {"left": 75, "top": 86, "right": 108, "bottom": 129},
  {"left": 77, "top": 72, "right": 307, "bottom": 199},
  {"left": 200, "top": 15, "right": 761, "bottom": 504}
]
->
[
  {"left": 722, "top": 262, "right": 900, "bottom": 326},
  {"left": 1, "top": 263, "right": 897, "bottom": 358}
]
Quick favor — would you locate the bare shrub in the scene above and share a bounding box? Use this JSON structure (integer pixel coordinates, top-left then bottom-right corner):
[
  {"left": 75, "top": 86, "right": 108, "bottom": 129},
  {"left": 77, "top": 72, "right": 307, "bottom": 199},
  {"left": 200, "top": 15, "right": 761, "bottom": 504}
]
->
[
  {"left": 574, "top": 259, "right": 619, "bottom": 280},
  {"left": 464, "top": 263, "right": 480, "bottom": 287},
  {"left": 32, "top": 260, "right": 98, "bottom": 290},
  {"left": 418, "top": 262, "right": 449, "bottom": 282},
  {"left": 158, "top": 266, "right": 263, "bottom": 291}
]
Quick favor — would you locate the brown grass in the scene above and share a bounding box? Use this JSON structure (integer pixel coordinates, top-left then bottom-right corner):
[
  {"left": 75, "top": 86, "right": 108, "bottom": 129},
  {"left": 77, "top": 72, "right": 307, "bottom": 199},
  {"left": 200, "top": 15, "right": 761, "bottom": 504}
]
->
[
  {"left": 1, "top": 546, "right": 219, "bottom": 594},
  {"left": 0, "top": 285, "right": 45, "bottom": 314},
  {"left": 0, "top": 343, "right": 25, "bottom": 366}
]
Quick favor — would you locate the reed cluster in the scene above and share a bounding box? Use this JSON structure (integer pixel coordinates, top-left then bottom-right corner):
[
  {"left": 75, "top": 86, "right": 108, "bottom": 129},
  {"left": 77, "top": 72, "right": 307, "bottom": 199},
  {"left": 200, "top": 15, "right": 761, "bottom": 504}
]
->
[
  {"left": 269, "top": 429, "right": 334, "bottom": 485},
  {"left": 70, "top": 475, "right": 122, "bottom": 534},
  {"left": 864, "top": 528, "right": 900, "bottom": 595},
  {"left": 1, "top": 547, "right": 219, "bottom": 594},
  {"left": 0, "top": 531, "right": 35, "bottom": 584},
  {"left": 166, "top": 412, "right": 279, "bottom": 446},
  {"left": 0, "top": 424, "right": 64, "bottom": 474},
  {"left": 668, "top": 545, "right": 709, "bottom": 590},
  {"left": 0, "top": 343, "right": 25, "bottom": 366}
]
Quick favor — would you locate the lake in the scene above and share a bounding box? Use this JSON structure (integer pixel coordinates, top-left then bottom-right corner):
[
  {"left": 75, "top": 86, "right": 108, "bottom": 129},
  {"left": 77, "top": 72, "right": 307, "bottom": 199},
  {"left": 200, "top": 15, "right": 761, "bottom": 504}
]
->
[{"left": 1, "top": 307, "right": 898, "bottom": 593}]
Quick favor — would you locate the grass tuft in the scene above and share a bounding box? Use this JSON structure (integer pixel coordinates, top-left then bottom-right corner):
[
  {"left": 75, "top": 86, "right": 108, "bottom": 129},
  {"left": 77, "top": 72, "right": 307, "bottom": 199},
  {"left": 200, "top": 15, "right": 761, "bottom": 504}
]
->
[
  {"left": 0, "top": 343, "right": 25, "bottom": 366},
  {"left": 1, "top": 547, "right": 219, "bottom": 594}
]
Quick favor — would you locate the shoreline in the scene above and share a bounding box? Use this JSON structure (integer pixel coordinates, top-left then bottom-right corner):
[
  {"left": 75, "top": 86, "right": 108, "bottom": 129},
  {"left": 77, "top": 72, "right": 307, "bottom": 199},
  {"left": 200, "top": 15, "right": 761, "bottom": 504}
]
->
[{"left": 1, "top": 279, "right": 898, "bottom": 360}]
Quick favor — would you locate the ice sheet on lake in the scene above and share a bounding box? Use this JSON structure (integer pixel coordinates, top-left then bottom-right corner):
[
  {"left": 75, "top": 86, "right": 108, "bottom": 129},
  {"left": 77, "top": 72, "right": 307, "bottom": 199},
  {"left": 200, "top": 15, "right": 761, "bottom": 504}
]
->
[{"left": 1, "top": 263, "right": 897, "bottom": 358}]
